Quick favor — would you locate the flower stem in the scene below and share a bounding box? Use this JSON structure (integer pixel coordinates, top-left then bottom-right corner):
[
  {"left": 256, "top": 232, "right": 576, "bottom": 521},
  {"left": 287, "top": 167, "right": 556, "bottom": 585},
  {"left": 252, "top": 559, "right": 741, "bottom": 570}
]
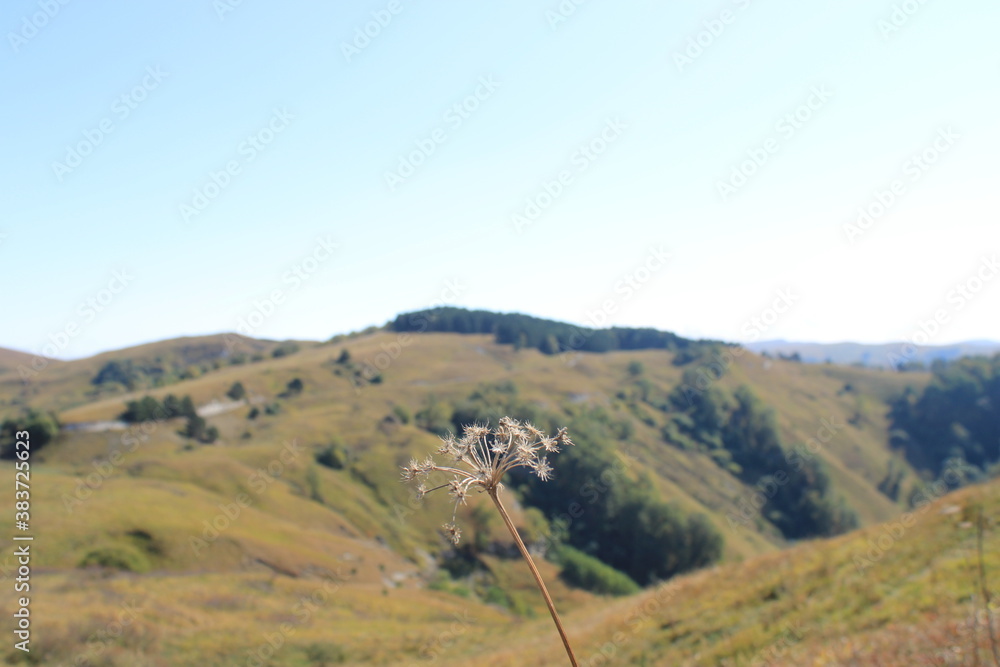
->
[{"left": 489, "top": 488, "right": 579, "bottom": 666}]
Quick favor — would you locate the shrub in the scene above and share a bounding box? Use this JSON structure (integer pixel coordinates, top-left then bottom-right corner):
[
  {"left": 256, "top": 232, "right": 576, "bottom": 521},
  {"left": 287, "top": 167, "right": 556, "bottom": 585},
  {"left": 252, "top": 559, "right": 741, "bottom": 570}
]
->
[
  {"left": 182, "top": 415, "right": 207, "bottom": 440},
  {"left": 303, "top": 643, "right": 347, "bottom": 665},
  {"left": 78, "top": 545, "right": 151, "bottom": 573},
  {"left": 555, "top": 545, "right": 640, "bottom": 596},
  {"left": 392, "top": 404, "right": 411, "bottom": 425},
  {"left": 0, "top": 411, "right": 60, "bottom": 459},
  {"left": 271, "top": 342, "right": 300, "bottom": 358},
  {"left": 226, "top": 382, "right": 246, "bottom": 401},
  {"left": 120, "top": 396, "right": 162, "bottom": 423},
  {"left": 182, "top": 416, "right": 218, "bottom": 443},
  {"left": 316, "top": 441, "right": 349, "bottom": 470},
  {"left": 306, "top": 465, "right": 324, "bottom": 503},
  {"left": 120, "top": 393, "right": 194, "bottom": 423},
  {"left": 281, "top": 378, "right": 304, "bottom": 397}
]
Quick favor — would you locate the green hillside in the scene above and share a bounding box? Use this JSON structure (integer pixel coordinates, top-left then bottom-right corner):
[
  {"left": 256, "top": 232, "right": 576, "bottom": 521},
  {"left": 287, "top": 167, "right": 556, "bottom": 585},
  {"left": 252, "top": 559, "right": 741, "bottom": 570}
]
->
[{"left": 1, "top": 318, "right": 996, "bottom": 665}]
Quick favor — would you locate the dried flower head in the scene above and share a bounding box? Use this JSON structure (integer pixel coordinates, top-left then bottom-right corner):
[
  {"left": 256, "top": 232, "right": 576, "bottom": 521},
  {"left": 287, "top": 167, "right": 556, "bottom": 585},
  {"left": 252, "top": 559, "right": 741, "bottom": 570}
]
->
[{"left": 401, "top": 417, "right": 573, "bottom": 544}]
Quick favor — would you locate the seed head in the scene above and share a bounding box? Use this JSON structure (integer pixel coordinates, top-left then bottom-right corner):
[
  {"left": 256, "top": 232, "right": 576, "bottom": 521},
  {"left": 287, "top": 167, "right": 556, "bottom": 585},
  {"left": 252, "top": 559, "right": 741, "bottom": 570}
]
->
[{"left": 400, "top": 417, "right": 572, "bottom": 545}]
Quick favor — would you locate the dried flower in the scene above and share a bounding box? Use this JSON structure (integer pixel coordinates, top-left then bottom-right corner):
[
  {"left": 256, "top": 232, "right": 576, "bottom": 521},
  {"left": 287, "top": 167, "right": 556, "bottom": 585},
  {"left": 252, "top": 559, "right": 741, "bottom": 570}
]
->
[
  {"left": 401, "top": 417, "right": 579, "bottom": 665},
  {"left": 401, "top": 417, "right": 573, "bottom": 542}
]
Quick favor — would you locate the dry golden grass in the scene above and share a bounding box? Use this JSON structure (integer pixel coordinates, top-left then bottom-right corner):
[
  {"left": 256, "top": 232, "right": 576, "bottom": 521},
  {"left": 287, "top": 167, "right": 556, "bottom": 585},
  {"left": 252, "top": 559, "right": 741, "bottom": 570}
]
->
[{"left": 2, "top": 330, "right": 978, "bottom": 665}]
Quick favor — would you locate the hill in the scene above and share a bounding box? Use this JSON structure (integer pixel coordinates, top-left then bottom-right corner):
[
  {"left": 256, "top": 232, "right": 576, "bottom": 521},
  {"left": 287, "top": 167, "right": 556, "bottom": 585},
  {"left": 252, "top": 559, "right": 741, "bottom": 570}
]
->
[
  {"left": 0, "top": 334, "right": 305, "bottom": 416},
  {"left": 1, "top": 314, "right": 996, "bottom": 664}
]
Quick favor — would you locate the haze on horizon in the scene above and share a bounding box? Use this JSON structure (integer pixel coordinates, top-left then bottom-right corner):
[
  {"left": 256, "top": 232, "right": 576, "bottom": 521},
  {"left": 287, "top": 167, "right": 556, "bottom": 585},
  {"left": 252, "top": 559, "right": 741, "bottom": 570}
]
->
[{"left": 2, "top": 0, "right": 998, "bottom": 359}]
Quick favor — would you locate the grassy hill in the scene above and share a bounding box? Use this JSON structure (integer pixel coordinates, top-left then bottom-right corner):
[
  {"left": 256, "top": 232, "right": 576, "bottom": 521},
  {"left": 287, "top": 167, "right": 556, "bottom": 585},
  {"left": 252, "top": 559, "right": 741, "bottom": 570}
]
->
[
  {"left": 2, "top": 325, "right": 994, "bottom": 665},
  {"left": 0, "top": 334, "right": 301, "bottom": 416}
]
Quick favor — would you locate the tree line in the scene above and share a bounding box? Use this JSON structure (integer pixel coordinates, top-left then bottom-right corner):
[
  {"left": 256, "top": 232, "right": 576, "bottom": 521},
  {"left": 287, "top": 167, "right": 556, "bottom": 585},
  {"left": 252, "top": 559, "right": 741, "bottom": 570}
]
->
[
  {"left": 120, "top": 394, "right": 218, "bottom": 444},
  {"left": 390, "top": 307, "right": 712, "bottom": 356},
  {"left": 890, "top": 354, "right": 1000, "bottom": 486}
]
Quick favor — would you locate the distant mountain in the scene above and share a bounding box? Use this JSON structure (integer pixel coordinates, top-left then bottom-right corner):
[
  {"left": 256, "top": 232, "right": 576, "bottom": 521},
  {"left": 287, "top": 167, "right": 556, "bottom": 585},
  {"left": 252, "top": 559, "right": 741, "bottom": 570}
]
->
[{"left": 745, "top": 339, "right": 1000, "bottom": 368}]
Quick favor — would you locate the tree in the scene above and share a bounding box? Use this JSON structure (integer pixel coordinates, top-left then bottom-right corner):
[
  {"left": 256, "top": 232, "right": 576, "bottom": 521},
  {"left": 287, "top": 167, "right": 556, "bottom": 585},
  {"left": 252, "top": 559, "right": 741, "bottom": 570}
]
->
[
  {"left": 121, "top": 396, "right": 163, "bottom": 423},
  {"left": 316, "top": 441, "right": 349, "bottom": 469},
  {"left": 282, "top": 378, "right": 304, "bottom": 397},
  {"left": 179, "top": 396, "right": 197, "bottom": 419},
  {"left": 183, "top": 415, "right": 207, "bottom": 441},
  {"left": 539, "top": 335, "right": 560, "bottom": 355},
  {"left": 162, "top": 394, "right": 182, "bottom": 418},
  {"left": 889, "top": 354, "right": 1000, "bottom": 476},
  {"left": 0, "top": 411, "right": 60, "bottom": 459},
  {"left": 226, "top": 382, "right": 246, "bottom": 401},
  {"left": 272, "top": 342, "right": 300, "bottom": 358}
]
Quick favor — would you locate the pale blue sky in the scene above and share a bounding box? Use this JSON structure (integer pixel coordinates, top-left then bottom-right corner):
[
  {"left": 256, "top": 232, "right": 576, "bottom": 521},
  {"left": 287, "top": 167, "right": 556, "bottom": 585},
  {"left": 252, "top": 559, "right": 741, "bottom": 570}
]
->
[{"left": 2, "top": 0, "right": 997, "bottom": 359}]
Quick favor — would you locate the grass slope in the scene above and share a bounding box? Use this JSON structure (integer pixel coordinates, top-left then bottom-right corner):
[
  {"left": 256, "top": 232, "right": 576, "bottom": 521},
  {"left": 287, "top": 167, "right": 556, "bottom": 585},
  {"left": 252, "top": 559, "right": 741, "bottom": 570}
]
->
[{"left": 0, "top": 329, "right": 973, "bottom": 665}]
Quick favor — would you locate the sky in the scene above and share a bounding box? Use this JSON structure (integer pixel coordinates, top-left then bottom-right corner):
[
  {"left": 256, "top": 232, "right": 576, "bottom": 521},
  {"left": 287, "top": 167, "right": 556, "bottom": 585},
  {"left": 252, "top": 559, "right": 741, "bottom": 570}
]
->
[{"left": 2, "top": 0, "right": 998, "bottom": 360}]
